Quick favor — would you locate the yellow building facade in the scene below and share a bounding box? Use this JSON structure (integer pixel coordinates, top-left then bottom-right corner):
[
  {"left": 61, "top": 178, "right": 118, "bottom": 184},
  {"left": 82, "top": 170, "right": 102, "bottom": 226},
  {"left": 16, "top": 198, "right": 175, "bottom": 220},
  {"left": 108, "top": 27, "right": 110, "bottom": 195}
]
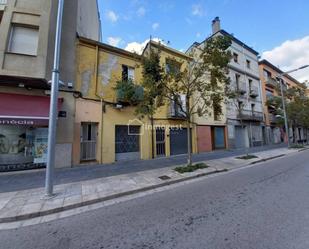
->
[{"left": 73, "top": 38, "right": 197, "bottom": 166}]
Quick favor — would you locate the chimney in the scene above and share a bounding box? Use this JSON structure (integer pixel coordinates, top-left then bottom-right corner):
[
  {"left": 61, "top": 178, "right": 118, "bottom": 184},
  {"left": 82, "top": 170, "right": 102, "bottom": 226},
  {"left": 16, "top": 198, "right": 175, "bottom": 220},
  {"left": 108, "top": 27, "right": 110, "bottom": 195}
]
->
[{"left": 212, "top": 16, "right": 221, "bottom": 34}]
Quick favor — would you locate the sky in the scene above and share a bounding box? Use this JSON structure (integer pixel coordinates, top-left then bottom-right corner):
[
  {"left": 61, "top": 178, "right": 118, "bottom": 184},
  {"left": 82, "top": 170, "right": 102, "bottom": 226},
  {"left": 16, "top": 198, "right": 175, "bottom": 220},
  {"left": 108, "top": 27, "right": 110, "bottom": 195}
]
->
[{"left": 99, "top": 0, "right": 309, "bottom": 83}]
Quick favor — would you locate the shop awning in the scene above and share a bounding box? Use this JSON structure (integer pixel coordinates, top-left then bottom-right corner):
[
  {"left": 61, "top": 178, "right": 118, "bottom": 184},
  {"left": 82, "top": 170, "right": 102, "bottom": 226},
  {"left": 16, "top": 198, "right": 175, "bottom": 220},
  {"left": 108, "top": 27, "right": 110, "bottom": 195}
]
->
[{"left": 0, "top": 93, "right": 63, "bottom": 126}]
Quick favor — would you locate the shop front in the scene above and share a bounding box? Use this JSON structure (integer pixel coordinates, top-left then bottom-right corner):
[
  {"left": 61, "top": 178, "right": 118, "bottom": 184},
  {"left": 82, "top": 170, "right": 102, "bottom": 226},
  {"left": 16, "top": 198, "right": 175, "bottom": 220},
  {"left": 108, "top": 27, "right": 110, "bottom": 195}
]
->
[{"left": 0, "top": 93, "right": 62, "bottom": 171}]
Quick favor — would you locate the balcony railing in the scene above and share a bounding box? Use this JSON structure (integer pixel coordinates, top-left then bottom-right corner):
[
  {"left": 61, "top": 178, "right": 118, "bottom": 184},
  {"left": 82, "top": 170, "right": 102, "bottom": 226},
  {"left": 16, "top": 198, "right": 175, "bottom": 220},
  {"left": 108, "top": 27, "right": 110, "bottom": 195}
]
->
[
  {"left": 237, "top": 110, "right": 263, "bottom": 122},
  {"left": 168, "top": 103, "right": 186, "bottom": 119},
  {"left": 249, "top": 86, "right": 259, "bottom": 98},
  {"left": 265, "top": 77, "right": 278, "bottom": 88},
  {"left": 236, "top": 82, "right": 247, "bottom": 95}
]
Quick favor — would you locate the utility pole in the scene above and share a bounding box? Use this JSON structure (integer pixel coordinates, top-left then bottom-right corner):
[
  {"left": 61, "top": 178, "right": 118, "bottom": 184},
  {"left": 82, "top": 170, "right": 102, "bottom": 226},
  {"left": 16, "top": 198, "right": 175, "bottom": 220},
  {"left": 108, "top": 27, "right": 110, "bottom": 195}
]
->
[
  {"left": 277, "top": 76, "right": 290, "bottom": 147},
  {"left": 277, "top": 65, "right": 309, "bottom": 148},
  {"left": 45, "top": 0, "right": 64, "bottom": 196}
]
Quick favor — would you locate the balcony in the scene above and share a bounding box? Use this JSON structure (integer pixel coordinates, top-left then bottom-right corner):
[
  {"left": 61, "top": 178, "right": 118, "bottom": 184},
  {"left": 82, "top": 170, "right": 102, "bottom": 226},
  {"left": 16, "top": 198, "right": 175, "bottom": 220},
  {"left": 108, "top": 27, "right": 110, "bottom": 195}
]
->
[
  {"left": 237, "top": 110, "right": 263, "bottom": 122},
  {"left": 265, "top": 77, "right": 278, "bottom": 88},
  {"left": 266, "top": 94, "right": 274, "bottom": 101},
  {"left": 249, "top": 86, "right": 259, "bottom": 98},
  {"left": 236, "top": 82, "right": 247, "bottom": 95},
  {"left": 168, "top": 103, "right": 186, "bottom": 120},
  {"left": 268, "top": 113, "right": 278, "bottom": 124}
]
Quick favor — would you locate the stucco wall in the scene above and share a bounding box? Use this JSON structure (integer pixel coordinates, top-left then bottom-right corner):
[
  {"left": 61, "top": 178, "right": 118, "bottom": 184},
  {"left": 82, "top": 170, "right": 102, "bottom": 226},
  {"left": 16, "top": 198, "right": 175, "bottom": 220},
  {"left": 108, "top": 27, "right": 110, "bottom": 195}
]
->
[
  {"left": 74, "top": 40, "right": 198, "bottom": 164},
  {"left": 0, "top": 0, "right": 51, "bottom": 79}
]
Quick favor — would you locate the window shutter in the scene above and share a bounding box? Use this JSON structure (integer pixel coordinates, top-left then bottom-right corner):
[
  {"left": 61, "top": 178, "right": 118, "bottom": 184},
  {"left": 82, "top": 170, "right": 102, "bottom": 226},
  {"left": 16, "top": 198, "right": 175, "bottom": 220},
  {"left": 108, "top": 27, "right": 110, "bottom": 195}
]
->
[{"left": 9, "top": 26, "right": 39, "bottom": 55}]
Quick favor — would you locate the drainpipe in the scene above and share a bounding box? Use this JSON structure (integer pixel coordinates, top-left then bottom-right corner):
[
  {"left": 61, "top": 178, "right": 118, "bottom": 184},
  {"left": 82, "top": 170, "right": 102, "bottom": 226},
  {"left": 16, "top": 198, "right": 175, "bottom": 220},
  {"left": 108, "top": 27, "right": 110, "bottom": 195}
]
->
[{"left": 94, "top": 45, "right": 103, "bottom": 164}]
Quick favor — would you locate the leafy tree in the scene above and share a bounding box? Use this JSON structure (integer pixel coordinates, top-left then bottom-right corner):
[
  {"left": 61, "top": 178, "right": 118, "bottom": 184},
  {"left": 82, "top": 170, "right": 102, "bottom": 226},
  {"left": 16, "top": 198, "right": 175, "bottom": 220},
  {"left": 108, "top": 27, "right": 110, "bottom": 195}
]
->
[
  {"left": 135, "top": 48, "right": 166, "bottom": 158},
  {"left": 158, "top": 35, "right": 232, "bottom": 165},
  {"left": 115, "top": 79, "right": 144, "bottom": 106},
  {"left": 135, "top": 48, "right": 165, "bottom": 117},
  {"left": 266, "top": 85, "right": 309, "bottom": 143}
]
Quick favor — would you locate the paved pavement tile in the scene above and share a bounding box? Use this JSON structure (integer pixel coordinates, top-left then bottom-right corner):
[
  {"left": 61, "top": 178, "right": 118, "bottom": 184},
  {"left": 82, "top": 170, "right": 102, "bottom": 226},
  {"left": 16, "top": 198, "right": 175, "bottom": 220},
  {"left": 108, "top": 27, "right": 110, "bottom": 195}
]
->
[{"left": 0, "top": 146, "right": 303, "bottom": 225}]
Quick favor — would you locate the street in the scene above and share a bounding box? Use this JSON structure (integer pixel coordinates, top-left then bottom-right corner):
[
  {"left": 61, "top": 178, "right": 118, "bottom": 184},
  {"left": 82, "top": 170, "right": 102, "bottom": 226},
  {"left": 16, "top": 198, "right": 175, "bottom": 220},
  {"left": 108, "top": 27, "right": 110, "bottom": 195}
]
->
[
  {"left": 1, "top": 151, "right": 309, "bottom": 249},
  {"left": 0, "top": 144, "right": 285, "bottom": 193}
]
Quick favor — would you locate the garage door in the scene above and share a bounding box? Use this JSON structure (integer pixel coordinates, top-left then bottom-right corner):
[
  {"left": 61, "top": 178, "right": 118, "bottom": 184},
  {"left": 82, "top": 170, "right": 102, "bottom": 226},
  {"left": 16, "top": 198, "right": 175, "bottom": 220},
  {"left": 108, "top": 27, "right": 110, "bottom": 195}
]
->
[
  {"left": 213, "top": 127, "right": 225, "bottom": 149},
  {"left": 170, "top": 128, "right": 188, "bottom": 155},
  {"left": 235, "top": 126, "right": 247, "bottom": 148},
  {"left": 115, "top": 125, "right": 140, "bottom": 161}
]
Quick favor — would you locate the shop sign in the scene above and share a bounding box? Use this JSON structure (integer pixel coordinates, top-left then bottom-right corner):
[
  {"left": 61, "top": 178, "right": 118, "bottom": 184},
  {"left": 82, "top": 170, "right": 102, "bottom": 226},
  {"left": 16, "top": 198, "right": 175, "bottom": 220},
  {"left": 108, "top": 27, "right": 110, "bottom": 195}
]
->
[{"left": 0, "top": 118, "right": 49, "bottom": 126}]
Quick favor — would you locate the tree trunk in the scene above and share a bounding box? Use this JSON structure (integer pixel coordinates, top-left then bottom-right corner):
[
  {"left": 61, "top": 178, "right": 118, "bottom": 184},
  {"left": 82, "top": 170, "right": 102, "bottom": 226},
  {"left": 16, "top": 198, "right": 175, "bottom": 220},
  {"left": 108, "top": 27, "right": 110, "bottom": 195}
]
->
[
  {"left": 151, "top": 115, "right": 154, "bottom": 159},
  {"left": 186, "top": 97, "right": 192, "bottom": 166},
  {"left": 186, "top": 119, "right": 192, "bottom": 166}
]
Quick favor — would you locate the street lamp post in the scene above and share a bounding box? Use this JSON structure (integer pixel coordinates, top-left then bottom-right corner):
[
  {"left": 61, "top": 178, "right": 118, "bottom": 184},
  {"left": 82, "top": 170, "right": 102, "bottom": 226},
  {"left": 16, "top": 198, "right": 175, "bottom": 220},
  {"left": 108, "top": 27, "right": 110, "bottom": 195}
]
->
[
  {"left": 45, "top": 0, "right": 64, "bottom": 196},
  {"left": 276, "top": 65, "right": 309, "bottom": 148}
]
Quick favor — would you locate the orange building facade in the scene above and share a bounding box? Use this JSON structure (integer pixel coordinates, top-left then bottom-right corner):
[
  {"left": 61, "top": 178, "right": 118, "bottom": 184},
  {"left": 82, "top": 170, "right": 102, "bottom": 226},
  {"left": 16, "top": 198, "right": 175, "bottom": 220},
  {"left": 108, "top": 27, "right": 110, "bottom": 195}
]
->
[{"left": 259, "top": 59, "right": 307, "bottom": 144}]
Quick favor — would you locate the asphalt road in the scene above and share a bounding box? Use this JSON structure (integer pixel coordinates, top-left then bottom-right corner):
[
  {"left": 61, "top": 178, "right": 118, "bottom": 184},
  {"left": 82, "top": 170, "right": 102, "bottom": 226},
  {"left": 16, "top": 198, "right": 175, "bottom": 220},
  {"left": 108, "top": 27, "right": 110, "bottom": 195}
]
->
[
  {"left": 1, "top": 150, "right": 308, "bottom": 249},
  {"left": 0, "top": 143, "right": 285, "bottom": 192}
]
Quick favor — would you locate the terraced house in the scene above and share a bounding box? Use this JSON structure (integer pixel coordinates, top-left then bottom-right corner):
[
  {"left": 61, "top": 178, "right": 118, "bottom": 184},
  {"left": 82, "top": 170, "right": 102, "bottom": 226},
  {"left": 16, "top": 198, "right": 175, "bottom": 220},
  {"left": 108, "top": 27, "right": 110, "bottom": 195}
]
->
[
  {"left": 189, "top": 17, "right": 264, "bottom": 149},
  {"left": 0, "top": 0, "right": 101, "bottom": 171},
  {"left": 74, "top": 38, "right": 198, "bottom": 165},
  {"left": 259, "top": 59, "right": 308, "bottom": 144}
]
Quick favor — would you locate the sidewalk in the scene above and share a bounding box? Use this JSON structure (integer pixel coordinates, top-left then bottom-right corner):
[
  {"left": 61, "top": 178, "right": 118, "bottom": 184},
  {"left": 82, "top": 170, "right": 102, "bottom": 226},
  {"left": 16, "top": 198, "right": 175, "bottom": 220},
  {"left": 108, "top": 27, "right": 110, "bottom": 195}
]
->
[
  {"left": 0, "top": 143, "right": 286, "bottom": 193},
  {"left": 0, "top": 146, "right": 303, "bottom": 226}
]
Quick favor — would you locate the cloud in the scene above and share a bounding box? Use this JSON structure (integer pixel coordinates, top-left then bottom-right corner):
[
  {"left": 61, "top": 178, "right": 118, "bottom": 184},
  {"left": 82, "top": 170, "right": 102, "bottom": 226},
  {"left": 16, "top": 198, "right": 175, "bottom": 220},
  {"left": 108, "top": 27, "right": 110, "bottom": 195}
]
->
[
  {"left": 107, "top": 37, "right": 122, "bottom": 47},
  {"left": 137, "top": 7, "right": 146, "bottom": 17},
  {"left": 196, "top": 32, "right": 201, "bottom": 38},
  {"left": 105, "top": 10, "right": 118, "bottom": 23},
  {"left": 152, "top": 22, "right": 160, "bottom": 31},
  {"left": 192, "top": 4, "right": 205, "bottom": 17},
  {"left": 262, "top": 36, "right": 309, "bottom": 83},
  {"left": 125, "top": 38, "right": 165, "bottom": 55}
]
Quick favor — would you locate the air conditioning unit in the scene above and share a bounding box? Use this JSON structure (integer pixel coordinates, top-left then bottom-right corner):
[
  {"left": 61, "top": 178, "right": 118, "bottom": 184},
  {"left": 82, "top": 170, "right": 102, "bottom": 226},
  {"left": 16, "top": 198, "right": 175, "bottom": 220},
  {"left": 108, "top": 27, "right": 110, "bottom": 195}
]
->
[{"left": 67, "top": 82, "right": 73, "bottom": 88}]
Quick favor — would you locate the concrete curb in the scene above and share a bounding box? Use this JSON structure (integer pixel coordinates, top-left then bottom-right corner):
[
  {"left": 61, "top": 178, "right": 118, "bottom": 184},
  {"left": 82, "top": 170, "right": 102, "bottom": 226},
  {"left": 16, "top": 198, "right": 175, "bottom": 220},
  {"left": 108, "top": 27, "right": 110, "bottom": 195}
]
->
[
  {"left": 0, "top": 169, "right": 228, "bottom": 224},
  {"left": 250, "top": 154, "right": 286, "bottom": 165}
]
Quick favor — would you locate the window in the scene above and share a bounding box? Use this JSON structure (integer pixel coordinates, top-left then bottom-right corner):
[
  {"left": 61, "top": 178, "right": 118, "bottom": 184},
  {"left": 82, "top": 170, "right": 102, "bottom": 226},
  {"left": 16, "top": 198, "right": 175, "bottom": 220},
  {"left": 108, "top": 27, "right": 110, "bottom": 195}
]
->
[
  {"left": 235, "top": 74, "right": 240, "bottom": 88},
  {"left": 122, "top": 65, "right": 135, "bottom": 81},
  {"left": 246, "top": 59, "right": 251, "bottom": 68},
  {"left": 8, "top": 25, "right": 39, "bottom": 56},
  {"left": 248, "top": 79, "right": 252, "bottom": 90},
  {"left": 251, "top": 104, "right": 255, "bottom": 113},
  {"left": 0, "top": 11, "right": 3, "bottom": 24},
  {"left": 213, "top": 100, "right": 220, "bottom": 121},
  {"left": 263, "top": 69, "right": 271, "bottom": 80},
  {"left": 233, "top": 53, "right": 238, "bottom": 63},
  {"left": 238, "top": 101, "right": 243, "bottom": 109},
  {"left": 166, "top": 59, "right": 180, "bottom": 74}
]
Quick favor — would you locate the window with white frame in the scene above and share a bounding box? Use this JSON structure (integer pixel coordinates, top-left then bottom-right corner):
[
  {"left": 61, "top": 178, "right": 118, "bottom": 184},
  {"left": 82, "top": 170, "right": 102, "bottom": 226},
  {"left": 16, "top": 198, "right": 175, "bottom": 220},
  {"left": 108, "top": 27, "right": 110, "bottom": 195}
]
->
[{"left": 8, "top": 25, "right": 39, "bottom": 56}]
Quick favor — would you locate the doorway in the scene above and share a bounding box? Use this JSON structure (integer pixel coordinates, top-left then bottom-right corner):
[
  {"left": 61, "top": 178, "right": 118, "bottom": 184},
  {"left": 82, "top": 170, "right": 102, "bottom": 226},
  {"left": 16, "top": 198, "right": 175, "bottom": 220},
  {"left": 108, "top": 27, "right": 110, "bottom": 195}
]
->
[{"left": 80, "top": 123, "right": 97, "bottom": 161}]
